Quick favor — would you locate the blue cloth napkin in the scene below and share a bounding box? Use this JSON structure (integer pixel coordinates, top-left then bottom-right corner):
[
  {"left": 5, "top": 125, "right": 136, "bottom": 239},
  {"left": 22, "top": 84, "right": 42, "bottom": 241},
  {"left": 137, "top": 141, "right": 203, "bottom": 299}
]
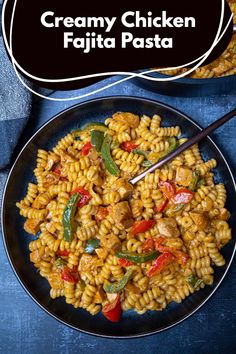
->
[{"left": 0, "top": 2, "right": 32, "bottom": 170}]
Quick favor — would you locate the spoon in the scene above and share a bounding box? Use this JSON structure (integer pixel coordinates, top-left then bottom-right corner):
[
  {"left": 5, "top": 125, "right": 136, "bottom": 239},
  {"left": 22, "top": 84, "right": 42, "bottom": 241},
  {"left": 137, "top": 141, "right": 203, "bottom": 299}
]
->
[{"left": 129, "top": 108, "right": 236, "bottom": 185}]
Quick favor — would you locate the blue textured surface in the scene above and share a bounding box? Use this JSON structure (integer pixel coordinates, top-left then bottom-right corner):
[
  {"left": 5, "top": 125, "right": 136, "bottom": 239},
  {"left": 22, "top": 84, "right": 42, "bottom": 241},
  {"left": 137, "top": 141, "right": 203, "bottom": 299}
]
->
[{"left": 1, "top": 76, "right": 236, "bottom": 353}]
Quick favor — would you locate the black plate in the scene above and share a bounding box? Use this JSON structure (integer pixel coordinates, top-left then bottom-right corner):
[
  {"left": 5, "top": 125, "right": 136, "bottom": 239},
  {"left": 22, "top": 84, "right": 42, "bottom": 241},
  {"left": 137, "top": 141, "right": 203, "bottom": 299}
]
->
[
  {"left": 1, "top": 96, "right": 236, "bottom": 338},
  {"left": 134, "top": 72, "right": 236, "bottom": 97}
]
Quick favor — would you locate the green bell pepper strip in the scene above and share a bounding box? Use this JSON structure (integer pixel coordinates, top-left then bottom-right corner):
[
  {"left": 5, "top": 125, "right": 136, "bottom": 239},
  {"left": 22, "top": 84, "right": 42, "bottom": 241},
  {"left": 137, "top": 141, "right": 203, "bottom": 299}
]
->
[
  {"left": 77, "top": 279, "right": 86, "bottom": 291},
  {"left": 84, "top": 122, "right": 107, "bottom": 130},
  {"left": 84, "top": 238, "right": 100, "bottom": 254},
  {"left": 142, "top": 160, "right": 153, "bottom": 167},
  {"left": 189, "top": 171, "right": 205, "bottom": 191},
  {"left": 187, "top": 274, "right": 203, "bottom": 289},
  {"left": 73, "top": 122, "right": 107, "bottom": 137},
  {"left": 189, "top": 171, "right": 200, "bottom": 191},
  {"left": 55, "top": 258, "right": 67, "bottom": 269},
  {"left": 103, "top": 267, "right": 134, "bottom": 293},
  {"left": 159, "top": 137, "right": 179, "bottom": 159},
  {"left": 63, "top": 192, "right": 81, "bottom": 242},
  {"left": 91, "top": 130, "right": 104, "bottom": 152},
  {"left": 197, "top": 178, "right": 206, "bottom": 188},
  {"left": 133, "top": 149, "right": 150, "bottom": 160},
  {"left": 101, "top": 135, "right": 120, "bottom": 176},
  {"left": 165, "top": 203, "right": 185, "bottom": 217},
  {"left": 140, "top": 138, "right": 179, "bottom": 168},
  {"left": 116, "top": 250, "right": 159, "bottom": 263},
  {"left": 133, "top": 149, "right": 152, "bottom": 167}
]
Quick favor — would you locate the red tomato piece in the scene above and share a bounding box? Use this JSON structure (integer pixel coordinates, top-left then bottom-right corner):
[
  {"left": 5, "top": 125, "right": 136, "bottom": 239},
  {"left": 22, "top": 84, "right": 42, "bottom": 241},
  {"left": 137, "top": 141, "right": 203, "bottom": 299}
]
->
[
  {"left": 131, "top": 219, "right": 156, "bottom": 235},
  {"left": 96, "top": 207, "right": 109, "bottom": 221},
  {"left": 57, "top": 250, "right": 70, "bottom": 257},
  {"left": 120, "top": 141, "right": 138, "bottom": 152},
  {"left": 70, "top": 187, "right": 91, "bottom": 207},
  {"left": 147, "top": 252, "right": 175, "bottom": 277},
  {"left": 102, "top": 294, "right": 122, "bottom": 323},
  {"left": 61, "top": 267, "right": 79, "bottom": 284},
  {"left": 171, "top": 188, "right": 194, "bottom": 205},
  {"left": 142, "top": 237, "right": 155, "bottom": 252},
  {"left": 158, "top": 181, "right": 176, "bottom": 199},
  {"left": 118, "top": 258, "right": 134, "bottom": 267},
  {"left": 155, "top": 198, "right": 169, "bottom": 213},
  {"left": 81, "top": 142, "right": 92, "bottom": 156}
]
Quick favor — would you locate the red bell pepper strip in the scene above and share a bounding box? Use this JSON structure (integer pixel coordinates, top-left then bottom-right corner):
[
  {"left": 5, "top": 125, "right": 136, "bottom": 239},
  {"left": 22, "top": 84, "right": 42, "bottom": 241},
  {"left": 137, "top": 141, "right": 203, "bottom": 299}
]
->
[
  {"left": 120, "top": 141, "right": 138, "bottom": 152},
  {"left": 142, "top": 237, "right": 155, "bottom": 252},
  {"left": 70, "top": 187, "right": 91, "bottom": 207},
  {"left": 155, "top": 198, "right": 169, "bottom": 213},
  {"left": 170, "top": 188, "right": 194, "bottom": 205},
  {"left": 53, "top": 166, "right": 61, "bottom": 175},
  {"left": 61, "top": 266, "right": 79, "bottom": 284},
  {"left": 131, "top": 219, "right": 156, "bottom": 235},
  {"left": 57, "top": 249, "right": 70, "bottom": 257},
  {"left": 154, "top": 237, "right": 189, "bottom": 266},
  {"left": 102, "top": 294, "right": 121, "bottom": 322},
  {"left": 118, "top": 258, "right": 134, "bottom": 267},
  {"left": 172, "top": 250, "right": 189, "bottom": 266},
  {"left": 81, "top": 142, "right": 92, "bottom": 156},
  {"left": 96, "top": 206, "right": 109, "bottom": 221},
  {"left": 53, "top": 164, "right": 68, "bottom": 181},
  {"left": 154, "top": 236, "right": 166, "bottom": 250},
  {"left": 147, "top": 252, "right": 175, "bottom": 277},
  {"left": 158, "top": 181, "right": 176, "bottom": 199}
]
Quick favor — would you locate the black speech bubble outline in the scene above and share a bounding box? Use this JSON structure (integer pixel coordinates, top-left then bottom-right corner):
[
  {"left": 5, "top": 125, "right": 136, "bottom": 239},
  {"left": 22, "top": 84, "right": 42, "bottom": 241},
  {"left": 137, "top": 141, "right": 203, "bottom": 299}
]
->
[{"left": 2, "top": 0, "right": 234, "bottom": 91}]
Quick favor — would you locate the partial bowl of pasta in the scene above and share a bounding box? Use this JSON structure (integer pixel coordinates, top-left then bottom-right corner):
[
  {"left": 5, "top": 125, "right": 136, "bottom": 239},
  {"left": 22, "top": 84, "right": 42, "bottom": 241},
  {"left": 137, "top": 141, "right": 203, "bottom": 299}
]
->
[
  {"left": 134, "top": 0, "right": 236, "bottom": 97},
  {"left": 1, "top": 96, "right": 236, "bottom": 338}
]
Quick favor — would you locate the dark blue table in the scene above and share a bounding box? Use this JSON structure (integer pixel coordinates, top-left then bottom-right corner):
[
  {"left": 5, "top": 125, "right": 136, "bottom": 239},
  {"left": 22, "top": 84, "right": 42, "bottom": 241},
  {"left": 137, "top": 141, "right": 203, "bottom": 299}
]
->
[{"left": 1, "top": 77, "right": 236, "bottom": 354}]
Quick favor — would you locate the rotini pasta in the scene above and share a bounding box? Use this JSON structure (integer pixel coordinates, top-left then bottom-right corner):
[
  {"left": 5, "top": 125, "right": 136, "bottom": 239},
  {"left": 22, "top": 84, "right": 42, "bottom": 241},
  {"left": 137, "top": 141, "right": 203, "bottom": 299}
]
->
[
  {"left": 159, "top": 0, "right": 236, "bottom": 79},
  {"left": 17, "top": 111, "right": 231, "bottom": 322}
]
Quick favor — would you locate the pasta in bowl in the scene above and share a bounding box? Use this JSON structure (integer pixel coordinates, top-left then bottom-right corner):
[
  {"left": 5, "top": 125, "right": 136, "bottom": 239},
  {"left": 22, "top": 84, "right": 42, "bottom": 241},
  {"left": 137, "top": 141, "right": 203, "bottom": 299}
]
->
[
  {"left": 16, "top": 110, "right": 232, "bottom": 322},
  {"left": 2, "top": 97, "right": 235, "bottom": 337}
]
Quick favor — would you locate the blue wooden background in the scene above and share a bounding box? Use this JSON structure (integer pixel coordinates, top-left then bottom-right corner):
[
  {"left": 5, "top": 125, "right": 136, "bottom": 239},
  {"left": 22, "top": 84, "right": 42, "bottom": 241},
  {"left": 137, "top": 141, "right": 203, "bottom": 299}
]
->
[{"left": 1, "top": 77, "right": 236, "bottom": 354}]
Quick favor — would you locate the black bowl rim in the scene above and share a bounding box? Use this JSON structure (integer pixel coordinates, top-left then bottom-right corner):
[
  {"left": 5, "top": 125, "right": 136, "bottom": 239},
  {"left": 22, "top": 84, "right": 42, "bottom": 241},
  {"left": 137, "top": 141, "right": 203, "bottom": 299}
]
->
[
  {"left": 1, "top": 95, "right": 236, "bottom": 339},
  {"left": 137, "top": 70, "right": 236, "bottom": 85}
]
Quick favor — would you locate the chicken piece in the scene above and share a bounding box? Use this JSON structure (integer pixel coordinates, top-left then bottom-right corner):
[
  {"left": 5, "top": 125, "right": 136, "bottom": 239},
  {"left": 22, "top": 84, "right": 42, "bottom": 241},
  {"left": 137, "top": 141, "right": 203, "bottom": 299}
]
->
[
  {"left": 112, "top": 201, "right": 134, "bottom": 229},
  {"left": 95, "top": 247, "right": 108, "bottom": 260},
  {"left": 94, "top": 286, "right": 106, "bottom": 303},
  {"left": 59, "top": 150, "right": 77, "bottom": 163},
  {"left": 125, "top": 282, "right": 141, "bottom": 294},
  {"left": 24, "top": 218, "right": 41, "bottom": 235},
  {"left": 217, "top": 208, "right": 230, "bottom": 221},
  {"left": 111, "top": 178, "right": 134, "bottom": 200},
  {"left": 100, "top": 233, "right": 121, "bottom": 252},
  {"left": 157, "top": 218, "right": 180, "bottom": 238},
  {"left": 190, "top": 212, "right": 209, "bottom": 231},
  {"left": 78, "top": 254, "right": 103, "bottom": 273},
  {"left": 47, "top": 271, "right": 64, "bottom": 290},
  {"left": 43, "top": 172, "right": 60, "bottom": 188},
  {"left": 107, "top": 293, "right": 119, "bottom": 303},
  {"left": 30, "top": 249, "right": 41, "bottom": 263},
  {"left": 45, "top": 221, "right": 57, "bottom": 234},
  {"left": 175, "top": 166, "right": 193, "bottom": 187},
  {"left": 45, "top": 153, "right": 60, "bottom": 171},
  {"left": 112, "top": 112, "right": 140, "bottom": 128},
  {"left": 95, "top": 207, "right": 108, "bottom": 222},
  {"left": 32, "top": 195, "right": 43, "bottom": 209}
]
